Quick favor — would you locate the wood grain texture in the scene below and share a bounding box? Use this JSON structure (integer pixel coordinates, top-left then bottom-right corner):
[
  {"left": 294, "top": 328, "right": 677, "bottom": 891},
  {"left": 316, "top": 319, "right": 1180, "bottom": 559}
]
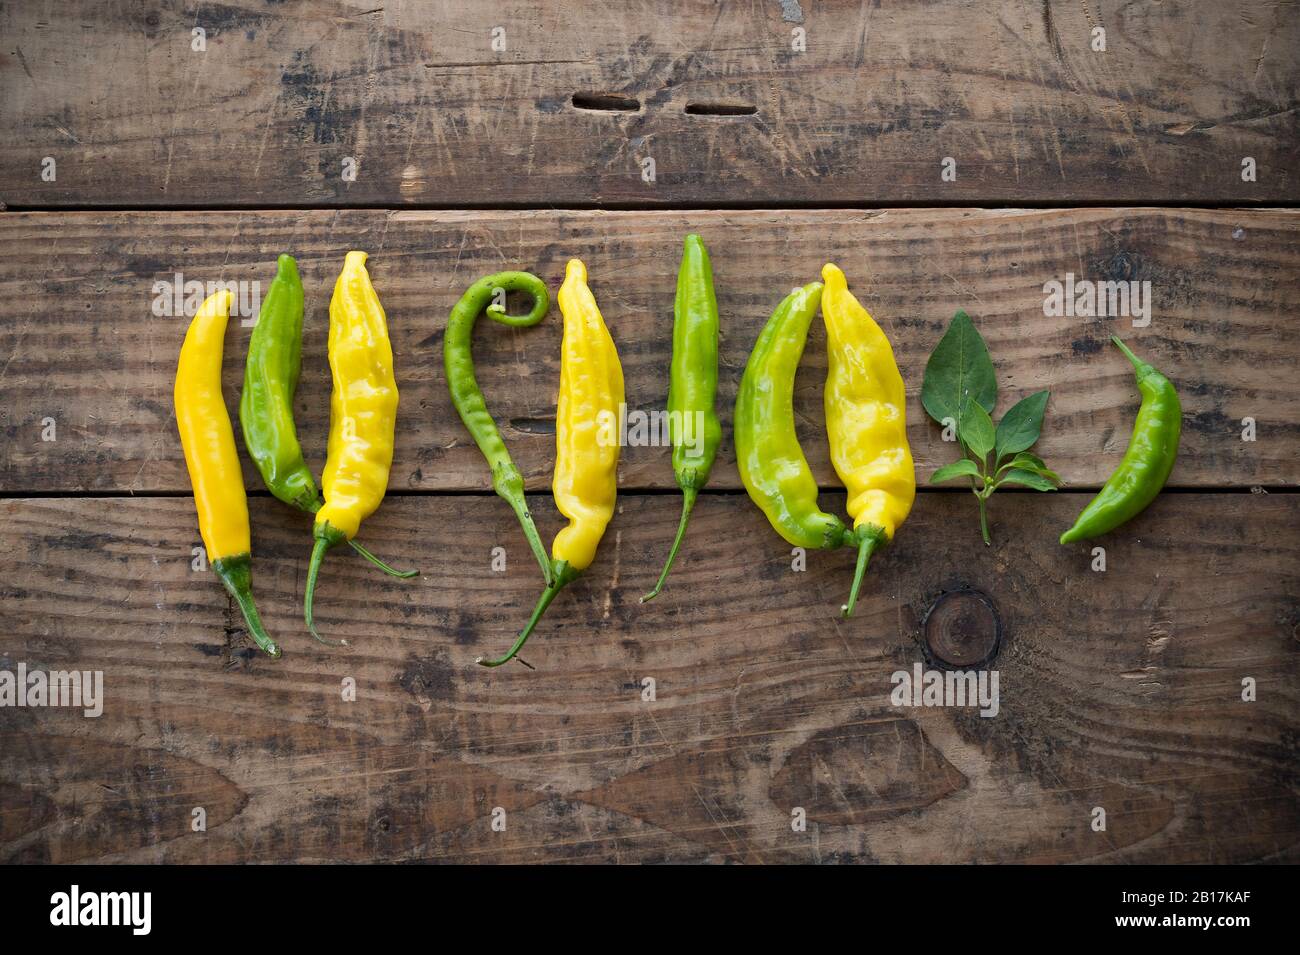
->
[
  {"left": 2, "top": 0, "right": 1296, "bottom": 207},
  {"left": 2, "top": 207, "right": 1297, "bottom": 494},
  {"left": 1, "top": 493, "right": 1296, "bottom": 863},
  {"left": 2, "top": 0, "right": 1296, "bottom": 871}
]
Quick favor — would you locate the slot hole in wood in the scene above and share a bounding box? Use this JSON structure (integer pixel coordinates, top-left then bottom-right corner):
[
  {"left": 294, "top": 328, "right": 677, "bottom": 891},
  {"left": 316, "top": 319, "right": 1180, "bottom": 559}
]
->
[
  {"left": 571, "top": 92, "right": 640, "bottom": 112},
  {"left": 684, "top": 103, "right": 757, "bottom": 116}
]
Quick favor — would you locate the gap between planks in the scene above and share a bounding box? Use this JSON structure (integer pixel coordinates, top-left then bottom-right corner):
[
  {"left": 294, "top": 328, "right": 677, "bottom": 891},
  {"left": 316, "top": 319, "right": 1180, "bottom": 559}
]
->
[{"left": 4, "top": 201, "right": 1298, "bottom": 214}]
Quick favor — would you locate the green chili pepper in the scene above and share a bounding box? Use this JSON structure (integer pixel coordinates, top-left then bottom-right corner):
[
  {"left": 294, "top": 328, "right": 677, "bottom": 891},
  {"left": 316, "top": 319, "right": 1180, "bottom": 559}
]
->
[
  {"left": 445, "top": 272, "right": 554, "bottom": 586},
  {"left": 1060, "top": 336, "right": 1181, "bottom": 544},
  {"left": 642, "top": 234, "right": 722, "bottom": 602},
  {"left": 735, "top": 282, "right": 852, "bottom": 551},
  {"left": 239, "top": 254, "right": 416, "bottom": 582},
  {"left": 241, "top": 255, "right": 316, "bottom": 511}
]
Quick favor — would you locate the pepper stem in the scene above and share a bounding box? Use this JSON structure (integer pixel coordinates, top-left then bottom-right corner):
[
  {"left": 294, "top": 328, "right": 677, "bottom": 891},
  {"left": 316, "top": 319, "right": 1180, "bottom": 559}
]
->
[
  {"left": 1110, "top": 335, "right": 1144, "bottom": 370},
  {"left": 976, "top": 492, "right": 992, "bottom": 546},
  {"left": 305, "top": 527, "right": 348, "bottom": 647},
  {"left": 309, "top": 497, "right": 417, "bottom": 579},
  {"left": 213, "top": 555, "right": 281, "bottom": 658},
  {"left": 641, "top": 487, "right": 697, "bottom": 603},
  {"left": 347, "top": 539, "right": 419, "bottom": 578},
  {"left": 841, "top": 528, "right": 882, "bottom": 618},
  {"left": 509, "top": 497, "right": 555, "bottom": 587},
  {"left": 477, "top": 561, "right": 574, "bottom": 668}
]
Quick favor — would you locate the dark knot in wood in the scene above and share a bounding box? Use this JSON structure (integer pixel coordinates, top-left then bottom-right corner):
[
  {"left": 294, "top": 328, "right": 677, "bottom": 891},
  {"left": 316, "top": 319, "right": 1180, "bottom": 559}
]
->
[{"left": 922, "top": 589, "right": 1002, "bottom": 669}]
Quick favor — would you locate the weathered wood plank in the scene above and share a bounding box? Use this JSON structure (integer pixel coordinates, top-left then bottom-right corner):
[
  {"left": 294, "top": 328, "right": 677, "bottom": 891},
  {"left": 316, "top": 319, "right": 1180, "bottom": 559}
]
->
[
  {"left": 2, "top": 1, "right": 1296, "bottom": 206},
  {"left": 1, "top": 493, "right": 1296, "bottom": 863},
  {"left": 1, "top": 207, "right": 1296, "bottom": 492}
]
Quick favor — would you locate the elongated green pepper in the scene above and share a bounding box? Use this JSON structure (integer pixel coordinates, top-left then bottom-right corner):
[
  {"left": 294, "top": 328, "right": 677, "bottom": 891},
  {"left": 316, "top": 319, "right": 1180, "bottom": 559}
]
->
[
  {"left": 445, "top": 272, "right": 554, "bottom": 586},
  {"left": 1060, "top": 336, "right": 1181, "bottom": 543},
  {"left": 239, "top": 254, "right": 415, "bottom": 585},
  {"left": 642, "top": 234, "right": 722, "bottom": 602},
  {"left": 240, "top": 255, "right": 316, "bottom": 512},
  {"left": 735, "top": 282, "right": 852, "bottom": 551}
]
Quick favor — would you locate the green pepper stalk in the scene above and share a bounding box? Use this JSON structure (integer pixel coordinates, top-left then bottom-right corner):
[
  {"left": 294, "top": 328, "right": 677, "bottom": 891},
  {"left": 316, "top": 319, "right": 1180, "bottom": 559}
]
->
[
  {"left": 642, "top": 234, "right": 722, "bottom": 602},
  {"left": 213, "top": 555, "right": 281, "bottom": 658},
  {"left": 476, "top": 560, "right": 578, "bottom": 668},
  {"left": 304, "top": 523, "right": 349, "bottom": 647},
  {"left": 735, "top": 282, "right": 854, "bottom": 552},
  {"left": 444, "top": 272, "right": 554, "bottom": 586},
  {"left": 1060, "top": 336, "right": 1181, "bottom": 543},
  {"left": 842, "top": 527, "right": 885, "bottom": 619},
  {"left": 239, "top": 253, "right": 416, "bottom": 603}
]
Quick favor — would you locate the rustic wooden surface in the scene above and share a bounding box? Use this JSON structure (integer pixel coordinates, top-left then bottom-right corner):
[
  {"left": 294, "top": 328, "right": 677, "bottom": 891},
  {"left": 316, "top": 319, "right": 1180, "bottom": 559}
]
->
[
  {"left": 2, "top": 494, "right": 1297, "bottom": 863},
  {"left": 1, "top": 1, "right": 1297, "bottom": 866},
  {"left": 2, "top": 1, "right": 1297, "bottom": 206},
  {"left": 2, "top": 207, "right": 1297, "bottom": 494}
]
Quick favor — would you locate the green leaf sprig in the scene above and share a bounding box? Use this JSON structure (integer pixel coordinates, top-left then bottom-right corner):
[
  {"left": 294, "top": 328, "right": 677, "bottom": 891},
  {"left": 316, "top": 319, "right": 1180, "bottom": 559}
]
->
[{"left": 921, "top": 311, "right": 1061, "bottom": 544}]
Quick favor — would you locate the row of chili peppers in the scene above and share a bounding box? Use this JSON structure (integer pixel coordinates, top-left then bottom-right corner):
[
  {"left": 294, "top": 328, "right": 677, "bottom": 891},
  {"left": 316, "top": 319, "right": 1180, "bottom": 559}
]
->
[
  {"left": 175, "top": 236, "right": 1181, "bottom": 665},
  {"left": 176, "top": 252, "right": 416, "bottom": 657}
]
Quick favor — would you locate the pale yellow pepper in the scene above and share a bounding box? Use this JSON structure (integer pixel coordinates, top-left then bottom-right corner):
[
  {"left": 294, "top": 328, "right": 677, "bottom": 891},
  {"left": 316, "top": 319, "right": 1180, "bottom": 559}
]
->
[
  {"left": 175, "top": 289, "right": 280, "bottom": 657},
  {"left": 306, "top": 251, "right": 413, "bottom": 645},
  {"left": 478, "top": 258, "right": 624, "bottom": 668},
  {"left": 821, "top": 262, "right": 916, "bottom": 615},
  {"left": 318, "top": 251, "right": 398, "bottom": 539},
  {"left": 553, "top": 258, "right": 625, "bottom": 571}
]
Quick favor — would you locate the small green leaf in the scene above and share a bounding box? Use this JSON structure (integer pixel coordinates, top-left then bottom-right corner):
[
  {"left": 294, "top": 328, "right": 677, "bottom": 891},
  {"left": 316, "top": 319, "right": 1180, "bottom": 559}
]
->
[
  {"left": 959, "top": 401, "right": 995, "bottom": 459},
  {"left": 930, "top": 459, "right": 982, "bottom": 484},
  {"left": 921, "top": 311, "right": 997, "bottom": 427},
  {"left": 1009, "top": 451, "right": 1048, "bottom": 470},
  {"left": 994, "top": 390, "right": 1050, "bottom": 461},
  {"left": 1004, "top": 452, "right": 1062, "bottom": 484},
  {"left": 997, "top": 469, "right": 1058, "bottom": 491}
]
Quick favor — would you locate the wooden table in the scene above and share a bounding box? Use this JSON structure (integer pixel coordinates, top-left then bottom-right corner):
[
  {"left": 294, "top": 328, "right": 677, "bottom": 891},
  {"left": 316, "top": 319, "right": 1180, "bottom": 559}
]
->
[{"left": 1, "top": 1, "right": 1296, "bottom": 864}]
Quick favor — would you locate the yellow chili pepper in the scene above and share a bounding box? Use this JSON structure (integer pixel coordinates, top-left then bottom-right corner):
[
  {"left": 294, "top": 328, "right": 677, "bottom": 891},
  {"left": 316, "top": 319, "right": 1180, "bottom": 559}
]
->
[
  {"left": 478, "top": 259, "right": 624, "bottom": 668},
  {"left": 821, "top": 263, "right": 916, "bottom": 617},
  {"left": 305, "top": 251, "right": 416, "bottom": 645},
  {"left": 175, "top": 289, "right": 280, "bottom": 658},
  {"left": 553, "top": 259, "right": 624, "bottom": 572}
]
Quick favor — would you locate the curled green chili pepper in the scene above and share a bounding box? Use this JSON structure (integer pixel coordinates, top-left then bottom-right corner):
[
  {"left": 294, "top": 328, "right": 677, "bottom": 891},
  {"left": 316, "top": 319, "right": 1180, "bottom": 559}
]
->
[
  {"left": 735, "top": 282, "right": 852, "bottom": 551},
  {"left": 1060, "top": 336, "right": 1181, "bottom": 544},
  {"left": 239, "top": 254, "right": 416, "bottom": 583},
  {"left": 445, "top": 272, "right": 554, "bottom": 586},
  {"left": 642, "top": 234, "right": 722, "bottom": 602}
]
